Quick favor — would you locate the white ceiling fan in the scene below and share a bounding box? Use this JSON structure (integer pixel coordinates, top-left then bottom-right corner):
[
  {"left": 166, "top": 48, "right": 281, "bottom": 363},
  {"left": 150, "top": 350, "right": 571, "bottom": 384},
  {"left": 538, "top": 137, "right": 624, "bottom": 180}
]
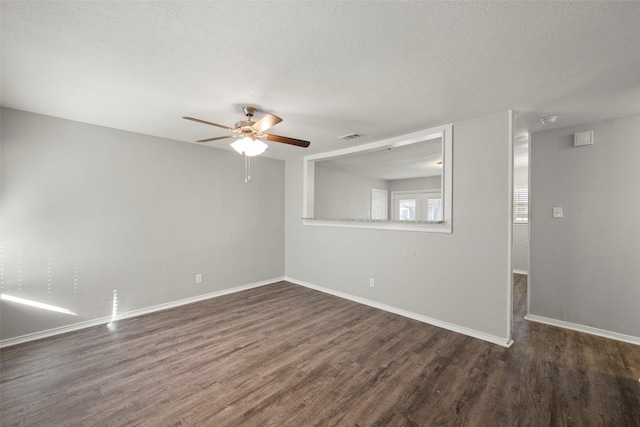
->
[{"left": 183, "top": 106, "right": 310, "bottom": 157}]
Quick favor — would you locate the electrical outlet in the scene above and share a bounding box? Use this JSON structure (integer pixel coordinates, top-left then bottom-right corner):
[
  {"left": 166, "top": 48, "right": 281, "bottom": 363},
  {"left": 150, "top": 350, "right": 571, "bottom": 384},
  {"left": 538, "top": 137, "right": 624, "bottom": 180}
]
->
[
  {"left": 369, "top": 278, "right": 375, "bottom": 288},
  {"left": 195, "top": 274, "right": 203, "bottom": 284}
]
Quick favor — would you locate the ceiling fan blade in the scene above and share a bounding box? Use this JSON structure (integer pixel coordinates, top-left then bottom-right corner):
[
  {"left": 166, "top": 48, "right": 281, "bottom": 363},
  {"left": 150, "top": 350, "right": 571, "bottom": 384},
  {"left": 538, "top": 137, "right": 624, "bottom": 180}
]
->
[
  {"left": 183, "top": 116, "right": 235, "bottom": 131},
  {"left": 251, "top": 114, "right": 283, "bottom": 132},
  {"left": 196, "top": 135, "right": 236, "bottom": 143},
  {"left": 264, "top": 133, "right": 310, "bottom": 148}
]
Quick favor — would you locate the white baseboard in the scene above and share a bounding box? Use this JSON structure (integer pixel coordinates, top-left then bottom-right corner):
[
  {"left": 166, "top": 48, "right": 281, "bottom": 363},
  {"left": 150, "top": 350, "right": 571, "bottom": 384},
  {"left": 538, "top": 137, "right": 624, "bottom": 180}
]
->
[
  {"left": 0, "top": 316, "right": 114, "bottom": 349},
  {"left": 525, "top": 314, "right": 640, "bottom": 346},
  {"left": 285, "top": 276, "right": 513, "bottom": 348},
  {"left": 0, "top": 277, "right": 283, "bottom": 349},
  {"left": 512, "top": 269, "right": 528, "bottom": 275}
]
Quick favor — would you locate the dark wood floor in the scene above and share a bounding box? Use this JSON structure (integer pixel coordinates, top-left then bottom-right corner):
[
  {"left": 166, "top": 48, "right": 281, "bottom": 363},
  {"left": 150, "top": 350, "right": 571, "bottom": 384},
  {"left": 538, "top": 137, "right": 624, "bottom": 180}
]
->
[{"left": 1, "top": 275, "right": 639, "bottom": 426}]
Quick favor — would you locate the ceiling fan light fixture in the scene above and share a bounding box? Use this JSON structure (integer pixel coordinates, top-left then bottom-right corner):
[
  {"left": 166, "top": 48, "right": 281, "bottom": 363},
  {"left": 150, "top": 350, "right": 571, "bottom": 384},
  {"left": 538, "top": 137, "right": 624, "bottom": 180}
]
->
[
  {"left": 184, "top": 107, "right": 310, "bottom": 152},
  {"left": 230, "top": 137, "right": 246, "bottom": 154},
  {"left": 231, "top": 136, "right": 268, "bottom": 157}
]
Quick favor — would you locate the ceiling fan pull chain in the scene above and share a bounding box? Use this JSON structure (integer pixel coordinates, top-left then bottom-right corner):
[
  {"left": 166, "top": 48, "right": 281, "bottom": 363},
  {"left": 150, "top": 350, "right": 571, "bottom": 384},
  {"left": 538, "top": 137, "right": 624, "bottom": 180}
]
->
[{"left": 244, "top": 154, "right": 251, "bottom": 183}]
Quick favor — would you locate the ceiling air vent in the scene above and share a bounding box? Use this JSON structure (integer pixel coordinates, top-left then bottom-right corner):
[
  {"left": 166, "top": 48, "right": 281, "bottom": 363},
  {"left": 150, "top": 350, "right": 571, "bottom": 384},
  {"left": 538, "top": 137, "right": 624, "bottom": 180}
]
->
[{"left": 339, "top": 133, "right": 365, "bottom": 141}]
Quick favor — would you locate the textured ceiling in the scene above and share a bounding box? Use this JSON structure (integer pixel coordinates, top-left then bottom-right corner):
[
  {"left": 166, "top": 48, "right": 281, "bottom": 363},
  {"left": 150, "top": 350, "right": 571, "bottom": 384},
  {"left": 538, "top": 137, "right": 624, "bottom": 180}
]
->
[{"left": 2, "top": 1, "right": 639, "bottom": 160}]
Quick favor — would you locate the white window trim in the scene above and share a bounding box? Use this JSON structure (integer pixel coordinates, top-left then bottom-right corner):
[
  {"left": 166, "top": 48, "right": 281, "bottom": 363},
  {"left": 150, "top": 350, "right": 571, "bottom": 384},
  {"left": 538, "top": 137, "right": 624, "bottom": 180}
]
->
[
  {"left": 302, "top": 124, "right": 453, "bottom": 233},
  {"left": 391, "top": 190, "right": 442, "bottom": 221}
]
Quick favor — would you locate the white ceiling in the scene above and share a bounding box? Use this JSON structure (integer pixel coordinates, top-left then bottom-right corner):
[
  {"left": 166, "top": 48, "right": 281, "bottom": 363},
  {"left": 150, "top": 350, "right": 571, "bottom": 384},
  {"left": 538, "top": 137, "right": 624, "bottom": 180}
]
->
[{"left": 2, "top": 1, "right": 639, "bottom": 160}]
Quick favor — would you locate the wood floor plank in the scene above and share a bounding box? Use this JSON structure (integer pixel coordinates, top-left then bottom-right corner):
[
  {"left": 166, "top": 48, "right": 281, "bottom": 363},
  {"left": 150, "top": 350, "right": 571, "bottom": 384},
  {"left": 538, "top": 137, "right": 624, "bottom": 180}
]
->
[{"left": 1, "top": 276, "right": 639, "bottom": 426}]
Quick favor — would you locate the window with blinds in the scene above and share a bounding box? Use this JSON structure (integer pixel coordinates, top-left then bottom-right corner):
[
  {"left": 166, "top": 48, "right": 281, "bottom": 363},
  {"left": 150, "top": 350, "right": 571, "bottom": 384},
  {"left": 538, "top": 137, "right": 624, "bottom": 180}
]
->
[{"left": 514, "top": 186, "right": 528, "bottom": 223}]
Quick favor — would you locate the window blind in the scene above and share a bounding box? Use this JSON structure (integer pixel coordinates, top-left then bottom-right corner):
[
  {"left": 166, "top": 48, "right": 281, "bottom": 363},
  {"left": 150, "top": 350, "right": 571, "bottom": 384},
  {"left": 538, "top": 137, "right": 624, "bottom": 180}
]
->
[{"left": 514, "top": 186, "right": 528, "bottom": 223}]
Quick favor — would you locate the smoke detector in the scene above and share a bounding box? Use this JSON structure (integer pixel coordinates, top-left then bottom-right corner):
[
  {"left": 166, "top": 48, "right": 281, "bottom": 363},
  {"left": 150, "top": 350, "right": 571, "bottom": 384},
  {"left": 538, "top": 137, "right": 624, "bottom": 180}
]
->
[{"left": 540, "top": 115, "right": 558, "bottom": 124}]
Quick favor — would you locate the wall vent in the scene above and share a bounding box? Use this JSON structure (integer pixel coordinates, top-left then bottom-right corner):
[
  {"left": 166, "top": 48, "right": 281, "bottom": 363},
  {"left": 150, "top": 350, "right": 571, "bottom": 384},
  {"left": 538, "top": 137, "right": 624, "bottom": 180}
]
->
[{"left": 339, "top": 133, "right": 365, "bottom": 141}]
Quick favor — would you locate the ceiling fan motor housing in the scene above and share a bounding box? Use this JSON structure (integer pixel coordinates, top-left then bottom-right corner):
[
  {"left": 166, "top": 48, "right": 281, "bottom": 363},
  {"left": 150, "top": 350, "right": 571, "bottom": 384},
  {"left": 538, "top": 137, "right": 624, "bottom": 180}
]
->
[{"left": 235, "top": 120, "right": 255, "bottom": 130}]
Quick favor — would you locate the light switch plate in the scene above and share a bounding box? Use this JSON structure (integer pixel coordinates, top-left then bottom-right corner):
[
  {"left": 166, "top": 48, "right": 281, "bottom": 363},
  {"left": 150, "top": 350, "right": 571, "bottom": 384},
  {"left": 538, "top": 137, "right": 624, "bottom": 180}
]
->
[{"left": 553, "top": 207, "right": 563, "bottom": 218}]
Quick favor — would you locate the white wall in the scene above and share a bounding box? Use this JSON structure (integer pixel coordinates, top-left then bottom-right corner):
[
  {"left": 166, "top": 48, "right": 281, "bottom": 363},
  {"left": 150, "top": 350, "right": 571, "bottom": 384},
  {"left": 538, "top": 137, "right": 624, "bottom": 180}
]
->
[
  {"left": 314, "top": 164, "right": 388, "bottom": 219},
  {"left": 513, "top": 167, "right": 528, "bottom": 187},
  {"left": 0, "top": 108, "right": 285, "bottom": 341},
  {"left": 512, "top": 224, "right": 528, "bottom": 274},
  {"left": 285, "top": 111, "right": 513, "bottom": 344},
  {"left": 513, "top": 167, "right": 529, "bottom": 273},
  {"left": 388, "top": 176, "right": 441, "bottom": 192},
  {"left": 529, "top": 114, "right": 640, "bottom": 338}
]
